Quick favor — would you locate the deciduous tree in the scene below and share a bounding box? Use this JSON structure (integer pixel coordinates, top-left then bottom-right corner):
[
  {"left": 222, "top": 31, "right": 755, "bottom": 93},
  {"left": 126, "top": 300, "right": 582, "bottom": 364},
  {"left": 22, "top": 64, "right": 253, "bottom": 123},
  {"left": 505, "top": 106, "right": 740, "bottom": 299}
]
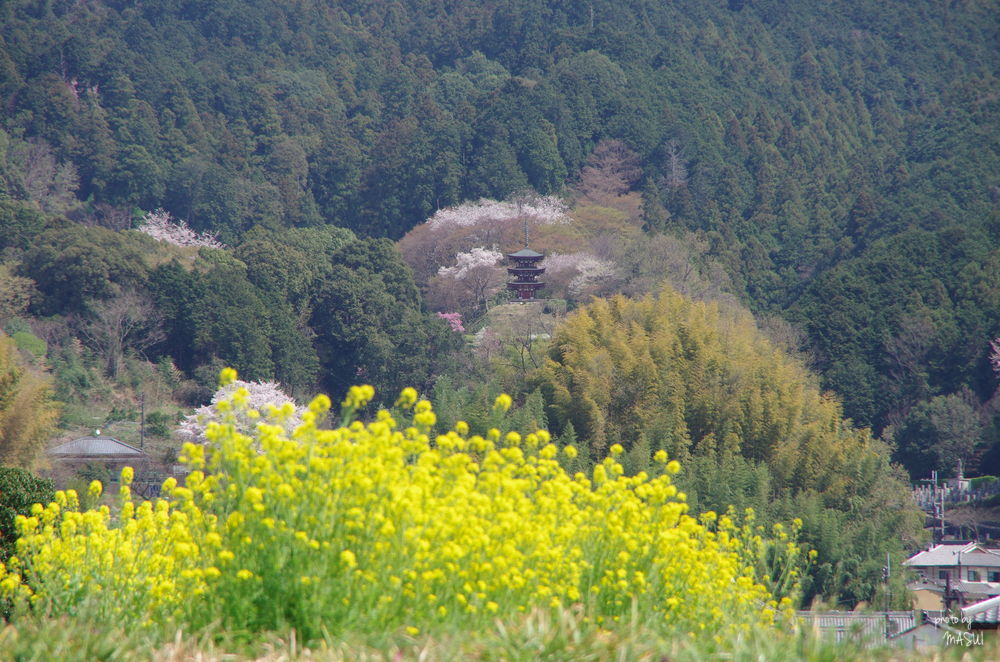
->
[
  {"left": 577, "top": 139, "right": 642, "bottom": 201},
  {"left": 78, "top": 288, "right": 163, "bottom": 380}
]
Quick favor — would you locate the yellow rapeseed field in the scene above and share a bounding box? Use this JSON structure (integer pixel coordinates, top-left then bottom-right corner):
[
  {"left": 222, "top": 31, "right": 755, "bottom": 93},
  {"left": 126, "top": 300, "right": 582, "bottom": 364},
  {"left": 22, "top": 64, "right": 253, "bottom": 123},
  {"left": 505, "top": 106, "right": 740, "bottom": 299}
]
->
[{"left": 1, "top": 370, "right": 799, "bottom": 641}]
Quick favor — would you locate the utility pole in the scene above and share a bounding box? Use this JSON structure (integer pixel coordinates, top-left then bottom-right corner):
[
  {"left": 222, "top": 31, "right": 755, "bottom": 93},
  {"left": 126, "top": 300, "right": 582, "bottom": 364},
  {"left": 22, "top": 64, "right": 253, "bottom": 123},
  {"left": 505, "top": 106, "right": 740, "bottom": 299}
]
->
[
  {"left": 927, "top": 470, "right": 947, "bottom": 544},
  {"left": 939, "top": 476, "right": 946, "bottom": 542},
  {"left": 139, "top": 392, "right": 145, "bottom": 450},
  {"left": 883, "top": 551, "right": 891, "bottom": 640}
]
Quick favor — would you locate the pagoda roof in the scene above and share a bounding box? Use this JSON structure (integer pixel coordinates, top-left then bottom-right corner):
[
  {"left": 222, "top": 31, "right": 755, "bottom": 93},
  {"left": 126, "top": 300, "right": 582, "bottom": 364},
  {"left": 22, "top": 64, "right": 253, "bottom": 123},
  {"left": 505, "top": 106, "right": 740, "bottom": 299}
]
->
[
  {"left": 48, "top": 435, "right": 147, "bottom": 458},
  {"left": 508, "top": 248, "right": 544, "bottom": 258}
]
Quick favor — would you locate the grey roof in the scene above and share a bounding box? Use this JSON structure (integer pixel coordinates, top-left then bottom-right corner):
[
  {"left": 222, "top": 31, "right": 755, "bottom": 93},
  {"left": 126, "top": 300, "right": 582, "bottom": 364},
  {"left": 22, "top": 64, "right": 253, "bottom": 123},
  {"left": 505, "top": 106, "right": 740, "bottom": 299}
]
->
[
  {"left": 48, "top": 435, "right": 146, "bottom": 458},
  {"left": 798, "top": 611, "right": 917, "bottom": 642},
  {"left": 963, "top": 595, "right": 1000, "bottom": 623},
  {"left": 953, "top": 581, "right": 1000, "bottom": 596},
  {"left": 908, "top": 580, "right": 944, "bottom": 593},
  {"left": 904, "top": 543, "right": 1000, "bottom": 568},
  {"left": 907, "top": 580, "right": 1000, "bottom": 595},
  {"left": 508, "top": 248, "right": 544, "bottom": 258},
  {"left": 891, "top": 621, "right": 964, "bottom": 646}
]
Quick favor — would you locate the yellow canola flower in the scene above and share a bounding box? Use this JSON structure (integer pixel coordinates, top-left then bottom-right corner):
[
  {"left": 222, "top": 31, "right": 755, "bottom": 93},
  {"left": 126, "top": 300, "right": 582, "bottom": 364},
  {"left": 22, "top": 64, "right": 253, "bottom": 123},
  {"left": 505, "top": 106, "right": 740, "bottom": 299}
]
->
[
  {"left": 396, "top": 387, "right": 418, "bottom": 409},
  {"left": 493, "top": 393, "right": 512, "bottom": 413},
  {"left": 219, "top": 367, "right": 238, "bottom": 386},
  {"left": 0, "top": 368, "right": 799, "bottom": 642},
  {"left": 340, "top": 549, "right": 357, "bottom": 568}
]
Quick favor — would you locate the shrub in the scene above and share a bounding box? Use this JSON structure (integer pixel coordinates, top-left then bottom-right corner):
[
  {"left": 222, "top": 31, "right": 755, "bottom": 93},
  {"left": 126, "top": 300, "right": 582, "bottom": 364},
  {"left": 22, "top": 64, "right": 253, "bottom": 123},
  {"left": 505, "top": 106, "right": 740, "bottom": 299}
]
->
[
  {"left": 144, "top": 411, "right": 173, "bottom": 438},
  {"left": 0, "top": 467, "right": 53, "bottom": 562},
  {"left": 970, "top": 475, "right": 998, "bottom": 489},
  {"left": 10, "top": 332, "right": 46, "bottom": 359}
]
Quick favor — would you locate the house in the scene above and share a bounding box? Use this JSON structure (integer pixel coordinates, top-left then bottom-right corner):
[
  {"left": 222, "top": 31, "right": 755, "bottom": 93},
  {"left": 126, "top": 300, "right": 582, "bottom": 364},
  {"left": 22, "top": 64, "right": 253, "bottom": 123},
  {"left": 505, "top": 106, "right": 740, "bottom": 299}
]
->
[
  {"left": 903, "top": 542, "right": 1000, "bottom": 609},
  {"left": 798, "top": 611, "right": 917, "bottom": 643},
  {"left": 47, "top": 431, "right": 150, "bottom": 481},
  {"left": 797, "top": 610, "right": 969, "bottom": 650}
]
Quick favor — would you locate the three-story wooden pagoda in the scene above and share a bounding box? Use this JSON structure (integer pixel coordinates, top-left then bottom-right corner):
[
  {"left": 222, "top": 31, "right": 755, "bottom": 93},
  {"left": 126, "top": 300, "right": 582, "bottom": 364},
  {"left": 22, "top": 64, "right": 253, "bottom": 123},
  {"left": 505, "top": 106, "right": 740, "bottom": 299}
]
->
[{"left": 506, "top": 247, "right": 545, "bottom": 301}]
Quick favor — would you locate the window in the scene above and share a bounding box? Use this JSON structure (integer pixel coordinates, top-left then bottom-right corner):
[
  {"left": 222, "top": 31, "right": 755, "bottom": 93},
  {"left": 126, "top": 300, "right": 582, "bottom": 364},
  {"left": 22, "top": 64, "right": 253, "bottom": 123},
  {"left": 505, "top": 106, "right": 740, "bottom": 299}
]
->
[
  {"left": 989, "top": 571, "right": 1000, "bottom": 583},
  {"left": 967, "top": 569, "right": 980, "bottom": 582},
  {"left": 938, "top": 570, "right": 950, "bottom": 581}
]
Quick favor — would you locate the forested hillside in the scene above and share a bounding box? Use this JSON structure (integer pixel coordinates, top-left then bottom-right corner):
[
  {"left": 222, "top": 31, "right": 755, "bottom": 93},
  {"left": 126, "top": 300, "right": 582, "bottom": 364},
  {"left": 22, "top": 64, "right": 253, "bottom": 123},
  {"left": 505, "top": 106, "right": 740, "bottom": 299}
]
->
[
  {"left": 1, "top": 0, "right": 998, "bottom": 483},
  {"left": 2, "top": 0, "right": 996, "bottom": 470}
]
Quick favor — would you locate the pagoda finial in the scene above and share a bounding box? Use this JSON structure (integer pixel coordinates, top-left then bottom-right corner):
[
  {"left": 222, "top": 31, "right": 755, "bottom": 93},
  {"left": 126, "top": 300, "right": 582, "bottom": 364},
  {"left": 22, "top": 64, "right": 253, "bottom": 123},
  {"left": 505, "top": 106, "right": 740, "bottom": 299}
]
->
[{"left": 523, "top": 217, "right": 529, "bottom": 248}]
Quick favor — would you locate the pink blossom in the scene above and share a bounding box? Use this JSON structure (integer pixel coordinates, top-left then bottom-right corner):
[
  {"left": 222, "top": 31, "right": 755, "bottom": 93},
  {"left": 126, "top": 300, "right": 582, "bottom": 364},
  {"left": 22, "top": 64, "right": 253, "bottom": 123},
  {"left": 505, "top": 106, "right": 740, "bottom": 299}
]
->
[
  {"left": 138, "top": 209, "right": 226, "bottom": 249},
  {"left": 437, "top": 247, "right": 504, "bottom": 279},
  {"left": 437, "top": 311, "right": 465, "bottom": 332},
  {"left": 177, "top": 380, "right": 300, "bottom": 444},
  {"left": 425, "top": 196, "right": 568, "bottom": 231},
  {"left": 543, "top": 252, "right": 620, "bottom": 300},
  {"left": 568, "top": 254, "right": 619, "bottom": 299}
]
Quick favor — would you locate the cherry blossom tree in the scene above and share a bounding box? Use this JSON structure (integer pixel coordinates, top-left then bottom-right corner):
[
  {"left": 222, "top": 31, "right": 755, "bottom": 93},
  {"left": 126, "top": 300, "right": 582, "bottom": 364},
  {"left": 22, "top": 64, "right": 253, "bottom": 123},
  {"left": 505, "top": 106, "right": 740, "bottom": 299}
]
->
[
  {"left": 568, "top": 254, "right": 620, "bottom": 300},
  {"left": 436, "top": 312, "right": 465, "bottom": 332},
  {"left": 424, "top": 196, "right": 568, "bottom": 231},
  {"left": 177, "top": 380, "right": 302, "bottom": 444},
  {"left": 137, "top": 209, "right": 225, "bottom": 249},
  {"left": 427, "top": 246, "right": 506, "bottom": 314},
  {"left": 473, "top": 326, "right": 502, "bottom": 363},
  {"left": 540, "top": 251, "right": 621, "bottom": 302},
  {"left": 398, "top": 195, "right": 568, "bottom": 289},
  {"left": 540, "top": 252, "right": 588, "bottom": 300}
]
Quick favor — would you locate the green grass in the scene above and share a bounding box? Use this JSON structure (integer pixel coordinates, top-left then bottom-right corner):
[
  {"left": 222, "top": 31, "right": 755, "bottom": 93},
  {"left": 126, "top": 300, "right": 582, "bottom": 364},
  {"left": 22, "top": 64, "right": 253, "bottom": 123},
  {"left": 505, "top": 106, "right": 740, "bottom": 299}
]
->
[{"left": 1, "top": 609, "right": 996, "bottom": 661}]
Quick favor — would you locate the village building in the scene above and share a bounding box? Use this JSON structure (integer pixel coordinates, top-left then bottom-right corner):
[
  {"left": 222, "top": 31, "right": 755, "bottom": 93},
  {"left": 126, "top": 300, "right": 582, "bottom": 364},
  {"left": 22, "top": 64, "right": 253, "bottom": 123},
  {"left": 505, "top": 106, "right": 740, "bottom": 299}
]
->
[
  {"left": 47, "top": 431, "right": 151, "bottom": 482},
  {"left": 903, "top": 542, "right": 1000, "bottom": 610}
]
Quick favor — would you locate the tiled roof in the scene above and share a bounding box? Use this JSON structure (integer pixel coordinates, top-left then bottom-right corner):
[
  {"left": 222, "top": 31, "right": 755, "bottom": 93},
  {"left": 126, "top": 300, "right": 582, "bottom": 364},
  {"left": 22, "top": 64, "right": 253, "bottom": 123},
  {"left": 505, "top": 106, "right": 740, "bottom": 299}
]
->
[
  {"left": 907, "top": 580, "right": 1000, "bottom": 596},
  {"left": 798, "top": 611, "right": 917, "bottom": 642},
  {"left": 908, "top": 580, "right": 944, "bottom": 593},
  {"left": 904, "top": 543, "right": 1000, "bottom": 568},
  {"left": 962, "top": 595, "right": 1000, "bottom": 623},
  {"left": 507, "top": 248, "right": 544, "bottom": 258},
  {"left": 954, "top": 581, "right": 1000, "bottom": 596},
  {"left": 48, "top": 436, "right": 146, "bottom": 458}
]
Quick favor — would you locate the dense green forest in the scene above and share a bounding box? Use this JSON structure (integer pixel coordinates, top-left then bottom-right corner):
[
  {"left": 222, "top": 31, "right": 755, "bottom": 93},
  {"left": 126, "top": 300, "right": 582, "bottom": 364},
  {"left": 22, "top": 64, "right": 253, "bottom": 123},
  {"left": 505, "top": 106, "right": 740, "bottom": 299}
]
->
[{"left": 0, "top": 0, "right": 997, "bottom": 608}]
